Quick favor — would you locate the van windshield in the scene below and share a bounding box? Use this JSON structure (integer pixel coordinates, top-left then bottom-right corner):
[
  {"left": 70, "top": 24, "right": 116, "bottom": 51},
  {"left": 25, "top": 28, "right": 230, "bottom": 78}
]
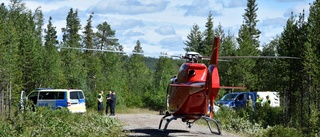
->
[
  {"left": 220, "top": 94, "right": 237, "bottom": 101},
  {"left": 70, "top": 91, "right": 84, "bottom": 99}
]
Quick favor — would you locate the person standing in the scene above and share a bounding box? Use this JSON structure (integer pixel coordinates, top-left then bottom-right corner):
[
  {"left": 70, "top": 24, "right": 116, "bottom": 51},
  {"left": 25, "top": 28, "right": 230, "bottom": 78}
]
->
[
  {"left": 110, "top": 91, "right": 116, "bottom": 116},
  {"left": 246, "top": 95, "right": 253, "bottom": 110},
  {"left": 256, "top": 95, "right": 263, "bottom": 109},
  {"left": 97, "top": 90, "right": 104, "bottom": 114},
  {"left": 105, "top": 91, "right": 112, "bottom": 115},
  {"left": 265, "top": 95, "right": 271, "bottom": 107}
]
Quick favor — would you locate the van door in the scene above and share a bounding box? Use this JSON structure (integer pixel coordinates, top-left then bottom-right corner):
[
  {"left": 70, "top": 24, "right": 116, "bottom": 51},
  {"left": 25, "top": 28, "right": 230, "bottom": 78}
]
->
[
  {"left": 235, "top": 93, "right": 247, "bottom": 108},
  {"left": 69, "top": 91, "right": 86, "bottom": 113}
]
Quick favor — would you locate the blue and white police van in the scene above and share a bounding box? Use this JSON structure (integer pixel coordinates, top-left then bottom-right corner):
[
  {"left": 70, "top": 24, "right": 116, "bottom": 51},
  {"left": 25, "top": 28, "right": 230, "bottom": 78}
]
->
[{"left": 20, "top": 88, "right": 86, "bottom": 113}]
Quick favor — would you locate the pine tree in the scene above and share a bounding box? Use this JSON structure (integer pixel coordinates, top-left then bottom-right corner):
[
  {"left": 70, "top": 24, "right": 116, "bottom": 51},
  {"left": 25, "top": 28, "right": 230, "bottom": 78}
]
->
[
  {"left": 303, "top": 0, "right": 320, "bottom": 132},
  {"left": 184, "top": 24, "right": 203, "bottom": 52},
  {"left": 95, "top": 21, "right": 119, "bottom": 50}
]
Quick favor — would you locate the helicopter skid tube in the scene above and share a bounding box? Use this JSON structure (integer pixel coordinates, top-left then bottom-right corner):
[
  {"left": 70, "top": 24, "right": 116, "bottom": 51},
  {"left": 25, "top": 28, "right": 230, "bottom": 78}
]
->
[
  {"left": 201, "top": 116, "right": 221, "bottom": 135},
  {"left": 158, "top": 114, "right": 177, "bottom": 130}
]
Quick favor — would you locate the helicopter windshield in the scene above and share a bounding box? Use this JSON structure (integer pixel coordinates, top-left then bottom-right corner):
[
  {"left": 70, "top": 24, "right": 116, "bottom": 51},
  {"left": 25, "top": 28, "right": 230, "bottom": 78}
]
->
[{"left": 220, "top": 93, "right": 238, "bottom": 101}]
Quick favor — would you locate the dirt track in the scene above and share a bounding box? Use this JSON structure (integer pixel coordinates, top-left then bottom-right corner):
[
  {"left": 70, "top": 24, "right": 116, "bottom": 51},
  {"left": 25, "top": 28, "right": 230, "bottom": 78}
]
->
[{"left": 115, "top": 113, "right": 241, "bottom": 137}]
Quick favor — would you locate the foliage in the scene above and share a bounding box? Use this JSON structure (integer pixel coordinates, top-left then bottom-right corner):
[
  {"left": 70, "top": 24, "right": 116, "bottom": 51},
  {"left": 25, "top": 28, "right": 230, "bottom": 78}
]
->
[
  {"left": 2, "top": 0, "right": 320, "bottom": 136},
  {"left": 183, "top": 24, "right": 203, "bottom": 52},
  {"left": 215, "top": 106, "right": 264, "bottom": 135},
  {"left": 258, "top": 125, "right": 303, "bottom": 137},
  {"left": 0, "top": 108, "right": 123, "bottom": 137}
]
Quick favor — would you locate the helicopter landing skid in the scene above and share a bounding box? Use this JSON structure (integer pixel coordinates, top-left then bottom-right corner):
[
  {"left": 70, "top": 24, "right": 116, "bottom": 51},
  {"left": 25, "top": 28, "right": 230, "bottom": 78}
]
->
[
  {"left": 201, "top": 116, "right": 221, "bottom": 135},
  {"left": 158, "top": 113, "right": 176, "bottom": 130},
  {"left": 158, "top": 114, "right": 222, "bottom": 135}
]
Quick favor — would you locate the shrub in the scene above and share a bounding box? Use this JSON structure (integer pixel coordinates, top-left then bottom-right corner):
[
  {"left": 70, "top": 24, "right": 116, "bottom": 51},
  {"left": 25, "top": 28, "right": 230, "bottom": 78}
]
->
[
  {"left": 0, "top": 107, "right": 123, "bottom": 137},
  {"left": 258, "top": 125, "right": 303, "bottom": 137},
  {"left": 215, "top": 106, "right": 264, "bottom": 135}
]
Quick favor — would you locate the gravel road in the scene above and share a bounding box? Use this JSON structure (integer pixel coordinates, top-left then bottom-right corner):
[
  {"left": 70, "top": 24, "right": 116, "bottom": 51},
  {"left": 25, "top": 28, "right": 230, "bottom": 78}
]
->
[{"left": 115, "top": 113, "right": 242, "bottom": 137}]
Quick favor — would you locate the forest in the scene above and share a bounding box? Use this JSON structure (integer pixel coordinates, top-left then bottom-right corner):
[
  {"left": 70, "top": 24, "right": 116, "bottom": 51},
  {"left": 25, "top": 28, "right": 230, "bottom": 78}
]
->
[{"left": 1, "top": 0, "right": 320, "bottom": 136}]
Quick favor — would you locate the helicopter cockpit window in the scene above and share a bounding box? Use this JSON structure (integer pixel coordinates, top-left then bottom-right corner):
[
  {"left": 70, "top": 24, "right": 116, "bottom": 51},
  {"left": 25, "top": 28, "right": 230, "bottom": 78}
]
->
[{"left": 188, "top": 69, "right": 196, "bottom": 77}]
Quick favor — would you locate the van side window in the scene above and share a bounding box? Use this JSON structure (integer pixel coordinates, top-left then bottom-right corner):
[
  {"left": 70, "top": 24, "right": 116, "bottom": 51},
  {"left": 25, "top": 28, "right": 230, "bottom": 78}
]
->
[
  {"left": 237, "top": 94, "right": 244, "bottom": 101},
  {"left": 70, "top": 91, "right": 84, "bottom": 99},
  {"left": 39, "top": 92, "right": 65, "bottom": 100}
]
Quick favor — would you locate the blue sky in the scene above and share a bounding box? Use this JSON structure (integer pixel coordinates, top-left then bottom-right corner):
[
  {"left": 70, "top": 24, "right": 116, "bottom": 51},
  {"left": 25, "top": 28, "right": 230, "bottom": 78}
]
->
[{"left": 3, "top": 0, "right": 313, "bottom": 57}]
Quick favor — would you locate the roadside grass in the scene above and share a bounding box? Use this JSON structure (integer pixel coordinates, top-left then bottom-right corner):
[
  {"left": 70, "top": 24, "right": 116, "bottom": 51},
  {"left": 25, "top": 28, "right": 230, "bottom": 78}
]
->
[{"left": 0, "top": 107, "right": 124, "bottom": 137}]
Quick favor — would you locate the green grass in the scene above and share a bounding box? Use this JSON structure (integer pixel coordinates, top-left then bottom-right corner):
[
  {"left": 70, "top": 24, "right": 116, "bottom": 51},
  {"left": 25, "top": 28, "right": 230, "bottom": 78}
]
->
[{"left": 0, "top": 107, "right": 124, "bottom": 137}]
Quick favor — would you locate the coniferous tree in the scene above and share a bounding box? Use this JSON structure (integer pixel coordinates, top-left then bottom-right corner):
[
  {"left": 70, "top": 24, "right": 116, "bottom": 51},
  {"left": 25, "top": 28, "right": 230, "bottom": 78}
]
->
[
  {"left": 303, "top": 0, "right": 320, "bottom": 133},
  {"left": 83, "top": 13, "right": 94, "bottom": 54},
  {"left": 218, "top": 31, "right": 237, "bottom": 90},
  {"left": 125, "top": 40, "right": 151, "bottom": 107},
  {"left": 202, "top": 11, "right": 214, "bottom": 56},
  {"left": 184, "top": 24, "right": 203, "bottom": 52},
  {"left": 0, "top": 2, "right": 21, "bottom": 107},
  {"left": 235, "top": 0, "right": 260, "bottom": 89},
  {"left": 95, "top": 21, "right": 119, "bottom": 50},
  {"left": 60, "top": 8, "right": 86, "bottom": 88},
  {"left": 43, "top": 16, "right": 66, "bottom": 88},
  {"left": 278, "top": 12, "right": 306, "bottom": 127},
  {"left": 16, "top": 7, "right": 43, "bottom": 91}
]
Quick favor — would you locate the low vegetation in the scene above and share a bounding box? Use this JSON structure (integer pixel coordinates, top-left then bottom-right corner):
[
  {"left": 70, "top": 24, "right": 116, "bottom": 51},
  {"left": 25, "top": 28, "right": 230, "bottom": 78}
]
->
[{"left": 0, "top": 108, "right": 123, "bottom": 137}]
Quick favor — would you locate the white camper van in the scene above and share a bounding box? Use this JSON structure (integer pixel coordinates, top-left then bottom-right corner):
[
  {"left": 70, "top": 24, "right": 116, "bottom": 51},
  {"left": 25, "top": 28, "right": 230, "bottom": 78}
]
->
[
  {"left": 20, "top": 88, "right": 86, "bottom": 113},
  {"left": 257, "top": 91, "right": 280, "bottom": 107}
]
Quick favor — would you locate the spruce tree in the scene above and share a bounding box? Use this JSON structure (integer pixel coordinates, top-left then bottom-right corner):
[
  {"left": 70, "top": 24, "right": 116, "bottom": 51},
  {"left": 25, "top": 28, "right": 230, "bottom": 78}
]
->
[
  {"left": 184, "top": 24, "right": 203, "bottom": 52},
  {"left": 125, "top": 40, "right": 151, "bottom": 107},
  {"left": 202, "top": 11, "right": 214, "bottom": 56},
  {"left": 235, "top": 0, "right": 260, "bottom": 89},
  {"left": 60, "top": 8, "right": 86, "bottom": 88},
  {"left": 43, "top": 16, "right": 66, "bottom": 88}
]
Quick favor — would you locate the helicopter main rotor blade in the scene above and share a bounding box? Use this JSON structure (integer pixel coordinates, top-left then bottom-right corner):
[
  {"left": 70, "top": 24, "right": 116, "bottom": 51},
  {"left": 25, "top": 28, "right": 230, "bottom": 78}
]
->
[{"left": 218, "top": 56, "right": 301, "bottom": 59}]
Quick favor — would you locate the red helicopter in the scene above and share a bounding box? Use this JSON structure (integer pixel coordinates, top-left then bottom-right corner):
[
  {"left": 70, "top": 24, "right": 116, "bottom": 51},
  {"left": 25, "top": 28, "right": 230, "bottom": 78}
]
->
[
  {"left": 158, "top": 37, "right": 224, "bottom": 135},
  {"left": 158, "top": 37, "right": 300, "bottom": 134}
]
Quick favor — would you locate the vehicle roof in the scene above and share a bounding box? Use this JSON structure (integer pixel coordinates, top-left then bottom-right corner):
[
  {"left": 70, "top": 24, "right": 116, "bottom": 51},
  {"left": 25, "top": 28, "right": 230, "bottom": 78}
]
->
[{"left": 35, "top": 88, "right": 83, "bottom": 92}]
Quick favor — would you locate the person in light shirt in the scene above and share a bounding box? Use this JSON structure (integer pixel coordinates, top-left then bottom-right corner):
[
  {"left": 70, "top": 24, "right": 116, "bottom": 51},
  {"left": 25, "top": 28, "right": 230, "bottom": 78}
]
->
[{"left": 97, "top": 90, "right": 104, "bottom": 114}]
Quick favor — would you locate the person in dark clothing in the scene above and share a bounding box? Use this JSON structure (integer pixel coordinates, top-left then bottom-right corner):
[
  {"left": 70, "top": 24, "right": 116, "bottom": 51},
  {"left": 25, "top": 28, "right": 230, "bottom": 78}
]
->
[
  {"left": 97, "top": 90, "right": 104, "bottom": 114},
  {"left": 110, "top": 91, "right": 116, "bottom": 116},
  {"left": 105, "top": 91, "right": 112, "bottom": 115}
]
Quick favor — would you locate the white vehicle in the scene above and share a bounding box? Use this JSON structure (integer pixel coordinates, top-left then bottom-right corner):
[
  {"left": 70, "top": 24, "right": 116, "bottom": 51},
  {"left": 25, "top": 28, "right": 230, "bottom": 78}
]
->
[
  {"left": 257, "top": 91, "right": 280, "bottom": 107},
  {"left": 20, "top": 88, "right": 86, "bottom": 113}
]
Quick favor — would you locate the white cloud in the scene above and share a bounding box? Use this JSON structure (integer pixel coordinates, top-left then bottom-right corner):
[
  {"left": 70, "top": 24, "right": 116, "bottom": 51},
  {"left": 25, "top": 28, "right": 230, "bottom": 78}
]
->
[
  {"left": 1, "top": 0, "right": 314, "bottom": 57},
  {"left": 88, "top": 0, "right": 169, "bottom": 15},
  {"left": 159, "top": 36, "right": 184, "bottom": 50},
  {"left": 155, "top": 26, "right": 176, "bottom": 35},
  {"left": 124, "top": 30, "right": 144, "bottom": 37},
  {"left": 283, "top": 3, "right": 310, "bottom": 17}
]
